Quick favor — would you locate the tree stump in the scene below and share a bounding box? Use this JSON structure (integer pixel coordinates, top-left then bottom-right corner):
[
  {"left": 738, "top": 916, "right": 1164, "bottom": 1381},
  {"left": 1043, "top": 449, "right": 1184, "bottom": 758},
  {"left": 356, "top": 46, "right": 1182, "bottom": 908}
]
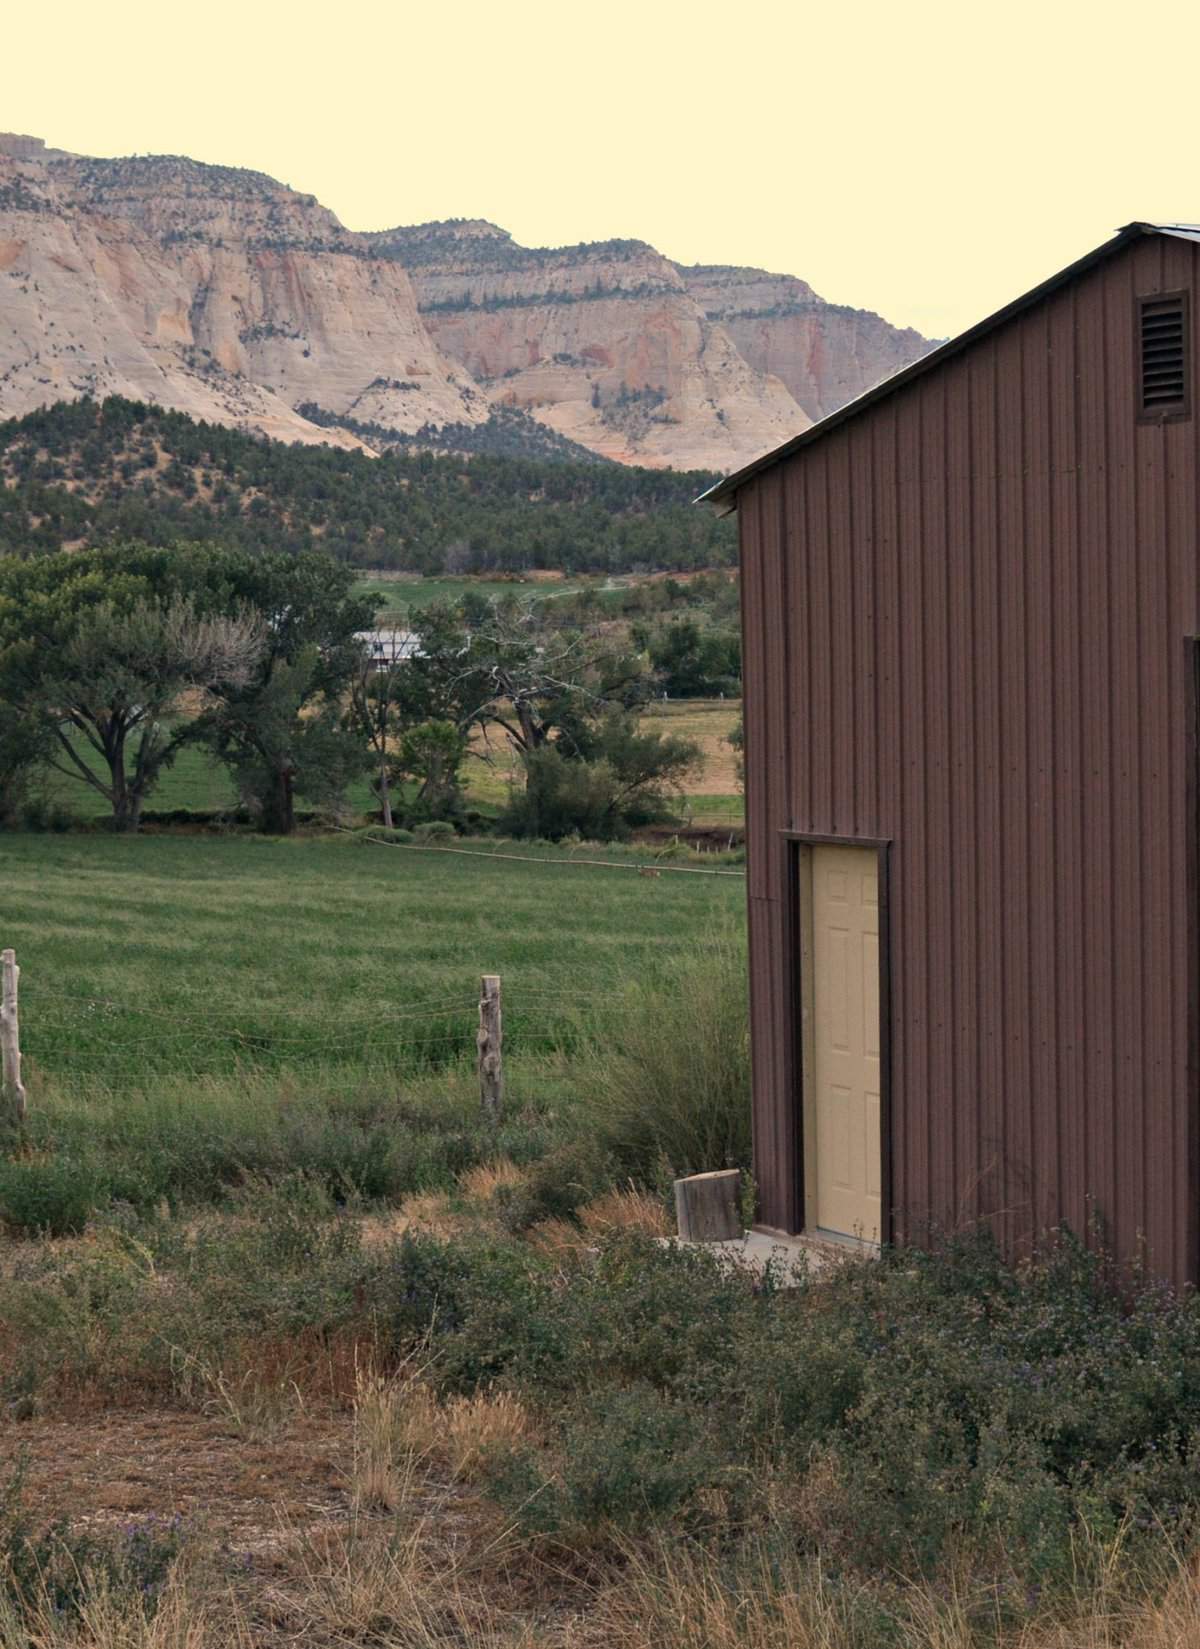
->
[{"left": 674, "top": 1169, "right": 741, "bottom": 1242}]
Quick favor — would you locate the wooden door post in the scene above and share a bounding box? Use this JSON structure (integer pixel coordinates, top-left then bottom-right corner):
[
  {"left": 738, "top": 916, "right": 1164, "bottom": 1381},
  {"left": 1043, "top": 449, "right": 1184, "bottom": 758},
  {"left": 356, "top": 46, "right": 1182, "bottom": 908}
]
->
[
  {"left": 1, "top": 949, "right": 27, "bottom": 1124},
  {"left": 478, "top": 974, "right": 503, "bottom": 1122}
]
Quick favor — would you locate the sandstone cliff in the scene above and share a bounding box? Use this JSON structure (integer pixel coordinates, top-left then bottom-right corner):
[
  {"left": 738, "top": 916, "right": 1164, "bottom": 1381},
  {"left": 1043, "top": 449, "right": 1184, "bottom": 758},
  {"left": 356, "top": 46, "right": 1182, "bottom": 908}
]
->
[
  {"left": 0, "top": 138, "right": 486, "bottom": 450},
  {"left": 679, "top": 263, "right": 934, "bottom": 421},
  {"left": 372, "top": 222, "right": 811, "bottom": 470},
  {"left": 0, "top": 134, "right": 934, "bottom": 472}
]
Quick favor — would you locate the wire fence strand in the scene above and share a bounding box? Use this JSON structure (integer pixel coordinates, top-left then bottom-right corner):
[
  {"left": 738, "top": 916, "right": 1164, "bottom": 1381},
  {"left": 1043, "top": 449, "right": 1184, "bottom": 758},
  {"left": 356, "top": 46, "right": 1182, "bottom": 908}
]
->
[
  {"left": 12, "top": 976, "right": 634, "bottom": 1086},
  {"left": 332, "top": 825, "right": 745, "bottom": 878}
]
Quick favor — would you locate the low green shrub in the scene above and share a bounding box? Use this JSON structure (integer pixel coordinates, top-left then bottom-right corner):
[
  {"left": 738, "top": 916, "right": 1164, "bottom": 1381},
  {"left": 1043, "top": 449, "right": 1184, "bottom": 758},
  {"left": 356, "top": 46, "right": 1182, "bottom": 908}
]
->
[
  {"left": 352, "top": 824, "right": 415, "bottom": 844},
  {"left": 0, "top": 1177, "right": 377, "bottom": 1407},
  {"left": 5, "top": 1182, "right": 1200, "bottom": 1613},
  {"left": 0, "top": 1460, "right": 185, "bottom": 1623},
  {"left": 17, "top": 798, "right": 75, "bottom": 833},
  {"left": 716, "top": 1231, "right": 1200, "bottom": 1588},
  {"left": 0, "top": 1152, "right": 110, "bottom": 1236},
  {"left": 494, "top": 1140, "right": 612, "bottom": 1232},
  {"left": 412, "top": 819, "right": 456, "bottom": 843},
  {"left": 383, "top": 1232, "right": 566, "bottom": 1393},
  {"left": 371, "top": 1222, "right": 1200, "bottom": 1594},
  {"left": 552, "top": 1234, "right": 753, "bottom": 1400},
  {"left": 490, "top": 1384, "right": 726, "bottom": 1537}
]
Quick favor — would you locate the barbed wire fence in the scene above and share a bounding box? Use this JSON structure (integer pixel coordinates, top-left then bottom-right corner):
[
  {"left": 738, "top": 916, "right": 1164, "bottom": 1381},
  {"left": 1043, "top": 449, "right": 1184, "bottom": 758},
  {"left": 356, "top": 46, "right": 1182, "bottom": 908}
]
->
[
  {"left": 1, "top": 831, "right": 745, "bottom": 1118},
  {"left": 1, "top": 958, "right": 620, "bottom": 1119}
]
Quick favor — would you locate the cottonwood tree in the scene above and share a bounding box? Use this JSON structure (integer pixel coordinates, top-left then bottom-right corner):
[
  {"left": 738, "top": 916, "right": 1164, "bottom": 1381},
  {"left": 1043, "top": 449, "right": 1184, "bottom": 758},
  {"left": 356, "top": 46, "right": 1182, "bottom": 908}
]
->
[
  {"left": 408, "top": 596, "right": 649, "bottom": 755},
  {"left": 403, "top": 596, "right": 700, "bottom": 836},
  {"left": 212, "top": 647, "right": 366, "bottom": 833},
  {"left": 0, "top": 545, "right": 263, "bottom": 831},
  {"left": 0, "top": 702, "right": 48, "bottom": 827},
  {"left": 648, "top": 616, "right": 741, "bottom": 698},
  {"left": 504, "top": 705, "right": 700, "bottom": 840},
  {"left": 391, "top": 718, "right": 470, "bottom": 823},
  {"left": 199, "top": 552, "right": 373, "bottom": 834}
]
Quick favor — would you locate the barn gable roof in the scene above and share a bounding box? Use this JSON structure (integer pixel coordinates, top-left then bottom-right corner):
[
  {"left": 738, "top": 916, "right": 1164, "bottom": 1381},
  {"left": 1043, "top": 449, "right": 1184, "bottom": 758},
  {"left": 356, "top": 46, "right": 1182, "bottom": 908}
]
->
[{"left": 699, "top": 222, "right": 1200, "bottom": 514}]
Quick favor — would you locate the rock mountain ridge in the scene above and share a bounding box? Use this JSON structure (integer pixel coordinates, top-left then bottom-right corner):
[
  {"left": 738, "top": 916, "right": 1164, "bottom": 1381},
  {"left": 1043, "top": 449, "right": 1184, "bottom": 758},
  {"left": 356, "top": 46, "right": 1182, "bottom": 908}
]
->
[{"left": 0, "top": 134, "right": 934, "bottom": 470}]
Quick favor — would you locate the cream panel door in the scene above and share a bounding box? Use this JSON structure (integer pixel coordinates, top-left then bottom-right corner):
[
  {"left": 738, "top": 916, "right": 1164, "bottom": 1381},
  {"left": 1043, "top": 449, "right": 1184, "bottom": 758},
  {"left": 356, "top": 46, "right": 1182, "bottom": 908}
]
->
[{"left": 811, "top": 845, "right": 882, "bottom": 1242}]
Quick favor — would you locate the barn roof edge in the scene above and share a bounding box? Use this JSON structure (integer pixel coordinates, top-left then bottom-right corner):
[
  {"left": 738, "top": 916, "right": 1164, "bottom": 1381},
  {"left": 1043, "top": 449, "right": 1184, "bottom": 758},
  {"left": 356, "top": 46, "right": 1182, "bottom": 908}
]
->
[{"left": 698, "top": 221, "right": 1200, "bottom": 514}]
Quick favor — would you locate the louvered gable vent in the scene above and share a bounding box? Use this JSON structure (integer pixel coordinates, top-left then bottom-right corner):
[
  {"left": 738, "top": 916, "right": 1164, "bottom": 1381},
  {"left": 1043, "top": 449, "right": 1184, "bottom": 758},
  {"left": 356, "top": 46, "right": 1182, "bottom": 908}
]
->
[{"left": 1139, "top": 294, "right": 1189, "bottom": 418}]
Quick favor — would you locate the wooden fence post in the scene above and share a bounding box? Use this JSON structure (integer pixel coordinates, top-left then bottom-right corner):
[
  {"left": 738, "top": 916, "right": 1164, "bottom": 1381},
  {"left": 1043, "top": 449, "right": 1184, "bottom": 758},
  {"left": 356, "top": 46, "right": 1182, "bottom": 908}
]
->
[
  {"left": 1, "top": 949, "right": 27, "bottom": 1124},
  {"left": 478, "top": 974, "right": 503, "bottom": 1122}
]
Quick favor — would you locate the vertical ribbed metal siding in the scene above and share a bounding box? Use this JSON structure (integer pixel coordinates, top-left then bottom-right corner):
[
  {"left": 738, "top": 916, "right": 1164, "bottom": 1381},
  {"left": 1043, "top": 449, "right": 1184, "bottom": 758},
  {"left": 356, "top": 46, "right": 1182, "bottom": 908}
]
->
[{"left": 739, "top": 234, "right": 1200, "bottom": 1283}]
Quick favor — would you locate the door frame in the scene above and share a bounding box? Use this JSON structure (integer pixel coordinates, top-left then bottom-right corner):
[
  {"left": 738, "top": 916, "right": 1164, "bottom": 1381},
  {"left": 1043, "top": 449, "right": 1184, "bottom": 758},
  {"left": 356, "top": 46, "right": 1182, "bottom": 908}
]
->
[{"left": 782, "top": 832, "right": 894, "bottom": 1246}]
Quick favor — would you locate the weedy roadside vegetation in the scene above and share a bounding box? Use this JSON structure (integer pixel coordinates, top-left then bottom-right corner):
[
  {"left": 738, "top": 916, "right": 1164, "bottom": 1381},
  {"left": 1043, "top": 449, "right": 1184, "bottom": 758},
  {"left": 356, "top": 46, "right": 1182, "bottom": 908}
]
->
[{"left": 3, "top": 841, "right": 1200, "bottom": 1644}]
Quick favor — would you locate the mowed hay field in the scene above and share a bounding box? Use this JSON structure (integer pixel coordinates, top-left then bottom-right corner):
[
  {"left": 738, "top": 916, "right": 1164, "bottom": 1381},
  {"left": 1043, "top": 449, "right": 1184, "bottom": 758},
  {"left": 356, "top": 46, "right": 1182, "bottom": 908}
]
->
[{"left": 0, "top": 832, "right": 744, "bottom": 1087}]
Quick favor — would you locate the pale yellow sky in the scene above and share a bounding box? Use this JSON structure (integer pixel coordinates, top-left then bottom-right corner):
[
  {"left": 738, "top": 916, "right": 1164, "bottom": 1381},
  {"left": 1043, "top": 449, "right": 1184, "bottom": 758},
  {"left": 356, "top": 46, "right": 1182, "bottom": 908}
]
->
[{"left": 8, "top": 0, "right": 1200, "bottom": 340}]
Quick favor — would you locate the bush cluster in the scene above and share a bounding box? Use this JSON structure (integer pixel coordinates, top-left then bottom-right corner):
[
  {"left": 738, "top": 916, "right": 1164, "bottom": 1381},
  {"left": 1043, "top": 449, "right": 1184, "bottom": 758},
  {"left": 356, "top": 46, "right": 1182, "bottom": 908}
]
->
[
  {"left": 4, "top": 1156, "right": 1200, "bottom": 1623},
  {"left": 383, "top": 1225, "right": 1200, "bottom": 1600},
  {"left": 11, "top": 1182, "right": 1182, "bottom": 1614},
  {"left": 0, "top": 1081, "right": 546, "bottom": 1236}
]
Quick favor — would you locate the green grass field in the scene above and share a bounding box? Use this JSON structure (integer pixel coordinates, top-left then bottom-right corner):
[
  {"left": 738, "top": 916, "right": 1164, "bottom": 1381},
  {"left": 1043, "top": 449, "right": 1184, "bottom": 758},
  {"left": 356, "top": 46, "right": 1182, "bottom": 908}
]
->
[
  {"left": 357, "top": 573, "right": 596, "bottom": 614},
  {"left": 37, "top": 738, "right": 378, "bottom": 819},
  {"left": 0, "top": 832, "right": 743, "bottom": 1088}
]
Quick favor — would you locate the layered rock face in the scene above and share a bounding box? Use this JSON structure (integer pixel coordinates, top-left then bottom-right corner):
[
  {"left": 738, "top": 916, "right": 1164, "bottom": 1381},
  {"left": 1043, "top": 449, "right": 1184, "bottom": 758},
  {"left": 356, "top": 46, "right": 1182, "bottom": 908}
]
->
[
  {"left": 0, "top": 138, "right": 486, "bottom": 449},
  {"left": 378, "top": 221, "right": 935, "bottom": 466},
  {"left": 0, "top": 134, "right": 934, "bottom": 470},
  {"left": 371, "top": 222, "right": 810, "bottom": 469},
  {"left": 680, "top": 264, "right": 934, "bottom": 421}
]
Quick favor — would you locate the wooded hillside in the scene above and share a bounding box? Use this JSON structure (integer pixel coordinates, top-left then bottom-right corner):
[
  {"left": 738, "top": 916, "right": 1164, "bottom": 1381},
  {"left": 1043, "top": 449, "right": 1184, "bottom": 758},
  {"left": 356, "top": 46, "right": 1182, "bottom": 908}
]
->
[{"left": 0, "top": 399, "right": 734, "bottom": 572}]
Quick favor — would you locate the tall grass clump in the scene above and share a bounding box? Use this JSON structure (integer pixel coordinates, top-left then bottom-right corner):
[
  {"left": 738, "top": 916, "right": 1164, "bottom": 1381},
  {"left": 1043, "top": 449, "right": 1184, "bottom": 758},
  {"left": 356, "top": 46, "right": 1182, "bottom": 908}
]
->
[{"left": 588, "top": 921, "right": 750, "bottom": 1179}]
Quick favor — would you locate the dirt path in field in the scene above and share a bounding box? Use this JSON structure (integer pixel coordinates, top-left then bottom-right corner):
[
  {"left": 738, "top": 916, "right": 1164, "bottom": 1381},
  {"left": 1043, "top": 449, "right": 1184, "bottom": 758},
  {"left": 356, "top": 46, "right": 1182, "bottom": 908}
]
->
[
  {"left": 4, "top": 1409, "right": 351, "bottom": 1545},
  {"left": 3, "top": 1408, "right": 590, "bottom": 1645}
]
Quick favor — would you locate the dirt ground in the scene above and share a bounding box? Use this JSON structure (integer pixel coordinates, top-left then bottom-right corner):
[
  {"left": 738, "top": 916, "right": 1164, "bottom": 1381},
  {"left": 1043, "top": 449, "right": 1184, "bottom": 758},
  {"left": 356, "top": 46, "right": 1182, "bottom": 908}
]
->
[{"left": 5, "top": 1407, "right": 350, "bottom": 1546}]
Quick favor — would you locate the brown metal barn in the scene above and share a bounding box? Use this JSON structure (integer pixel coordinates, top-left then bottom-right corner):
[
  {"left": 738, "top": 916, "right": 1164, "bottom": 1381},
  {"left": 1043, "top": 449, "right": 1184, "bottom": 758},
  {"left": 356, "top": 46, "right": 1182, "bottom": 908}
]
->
[{"left": 703, "top": 222, "right": 1200, "bottom": 1285}]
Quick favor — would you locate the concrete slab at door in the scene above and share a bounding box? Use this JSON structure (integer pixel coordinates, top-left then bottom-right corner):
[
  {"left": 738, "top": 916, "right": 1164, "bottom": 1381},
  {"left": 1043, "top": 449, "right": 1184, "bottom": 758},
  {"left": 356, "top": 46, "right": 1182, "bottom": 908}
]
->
[{"left": 810, "top": 845, "right": 881, "bottom": 1243}]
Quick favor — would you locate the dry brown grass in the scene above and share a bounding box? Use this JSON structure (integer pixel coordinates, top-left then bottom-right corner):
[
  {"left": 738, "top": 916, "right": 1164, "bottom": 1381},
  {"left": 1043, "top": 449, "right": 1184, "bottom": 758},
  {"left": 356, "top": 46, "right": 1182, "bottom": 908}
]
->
[
  {"left": 579, "top": 1187, "right": 671, "bottom": 1238},
  {"left": 638, "top": 699, "right": 742, "bottom": 792},
  {"left": 286, "top": 1382, "right": 534, "bottom": 1649},
  {"left": 6, "top": 1408, "right": 1200, "bottom": 1649},
  {"left": 0, "top": 1571, "right": 239, "bottom": 1649},
  {"left": 12, "top": 1540, "right": 1199, "bottom": 1649},
  {"left": 585, "top": 1538, "right": 1200, "bottom": 1649},
  {"left": 265, "top": 1515, "right": 537, "bottom": 1649},
  {"left": 359, "top": 1193, "right": 467, "bottom": 1247},
  {"left": 351, "top": 1366, "right": 533, "bottom": 1504},
  {"left": 588, "top": 1543, "right": 869, "bottom": 1649},
  {"left": 441, "top": 1391, "right": 532, "bottom": 1482},
  {"left": 352, "top": 1366, "right": 427, "bottom": 1513},
  {"left": 525, "top": 1217, "right": 592, "bottom": 1258},
  {"left": 459, "top": 1158, "right": 527, "bottom": 1203}
]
